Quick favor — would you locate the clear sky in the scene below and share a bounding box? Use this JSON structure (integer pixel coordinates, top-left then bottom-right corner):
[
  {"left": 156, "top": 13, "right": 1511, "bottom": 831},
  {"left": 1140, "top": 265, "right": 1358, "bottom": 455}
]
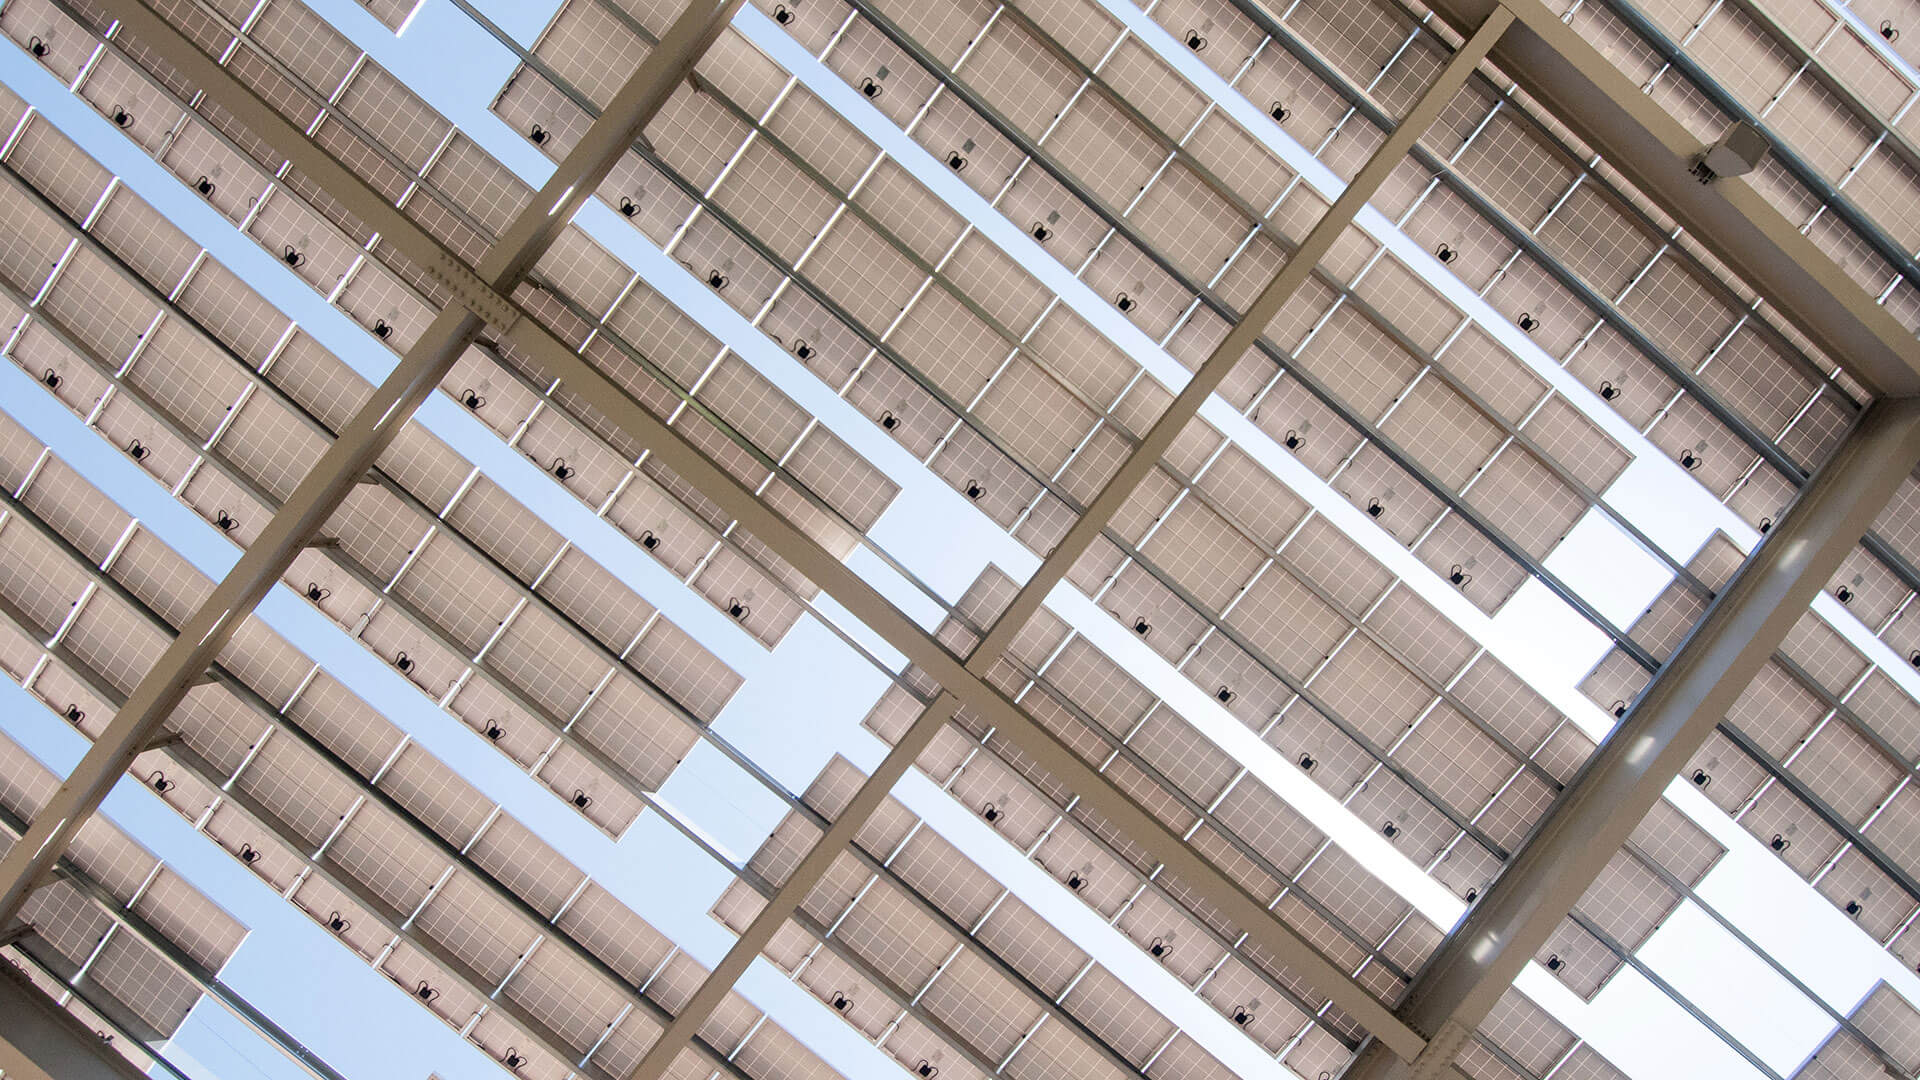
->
[{"left": 2, "top": 0, "right": 1916, "bottom": 1078}]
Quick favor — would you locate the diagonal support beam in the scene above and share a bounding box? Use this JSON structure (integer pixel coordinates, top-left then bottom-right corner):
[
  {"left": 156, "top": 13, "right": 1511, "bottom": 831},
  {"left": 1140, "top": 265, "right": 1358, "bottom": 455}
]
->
[
  {"left": 1415, "top": 0, "right": 1920, "bottom": 397},
  {"left": 1336, "top": 394, "right": 1920, "bottom": 1080},
  {"left": 624, "top": 11, "right": 1513, "bottom": 1076},
  {"left": 0, "top": 0, "right": 745, "bottom": 929}
]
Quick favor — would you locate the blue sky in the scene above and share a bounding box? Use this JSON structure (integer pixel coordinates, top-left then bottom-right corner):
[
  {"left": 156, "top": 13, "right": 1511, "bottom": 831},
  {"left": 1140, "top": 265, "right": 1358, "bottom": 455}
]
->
[{"left": 2, "top": 0, "right": 1918, "bottom": 1078}]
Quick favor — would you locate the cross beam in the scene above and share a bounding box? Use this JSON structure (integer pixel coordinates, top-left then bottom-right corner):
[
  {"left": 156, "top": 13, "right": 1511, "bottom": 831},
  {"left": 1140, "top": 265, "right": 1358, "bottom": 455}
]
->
[
  {"left": 0, "top": 0, "right": 746, "bottom": 929},
  {"left": 1336, "top": 394, "right": 1920, "bottom": 1080},
  {"left": 622, "top": 10, "right": 1514, "bottom": 1075}
]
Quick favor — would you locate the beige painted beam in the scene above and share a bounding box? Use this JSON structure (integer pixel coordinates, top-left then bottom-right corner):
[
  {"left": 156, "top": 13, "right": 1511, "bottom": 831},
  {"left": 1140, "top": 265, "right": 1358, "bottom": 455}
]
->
[{"left": 1337, "top": 394, "right": 1920, "bottom": 1080}]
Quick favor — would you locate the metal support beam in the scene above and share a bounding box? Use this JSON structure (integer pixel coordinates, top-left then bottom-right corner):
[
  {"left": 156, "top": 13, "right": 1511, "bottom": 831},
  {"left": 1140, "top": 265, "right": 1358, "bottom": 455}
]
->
[
  {"left": 1415, "top": 0, "right": 1920, "bottom": 397},
  {"left": 1337, "top": 394, "right": 1920, "bottom": 1080},
  {"left": 0, "top": 0, "right": 744, "bottom": 929},
  {"left": 624, "top": 13, "right": 1513, "bottom": 1076},
  {"left": 0, "top": 966, "right": 152, "bottom": 1080}
]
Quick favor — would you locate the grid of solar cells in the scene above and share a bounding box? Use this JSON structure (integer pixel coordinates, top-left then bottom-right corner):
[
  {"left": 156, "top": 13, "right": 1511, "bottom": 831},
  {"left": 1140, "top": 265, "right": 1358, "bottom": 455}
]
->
[
  {"left": 1795, "top": 979, "right": 1920, "bottom": 1079},
  {"left": 849, "top": 563, "right": 1829, "bottom": 1080},
  {"left": 491, "top": 4, "right": 1904, "bottom": 1068},
  {"left": 1555, "top": 525, "right": 1920, "bottom": 972},
  {"left": 0, "top": 14, "right": 1297, "bottom": 1076},
  {"left": 1525, "top": 0, "right": 1920, "bottom": 745},
  {"left": 1675, "top": 598, "right": 1920, "bottom": 958},
  {"left": 0, "top": 100, "right": 742, "bottom": 834},
  {"left": 1094, "top": 0, "right": 1920, "bottom": 620},
  {"left": 1589, "top": 551, "right": 1920, "bottom": 1078},
  {"left": 724, "top": 751, "right": 1373, "bottom": 1080},
  {"left": 734, "top": 0, "right": 1680, "bottom": 636},
  {"left": 3, "top": 953, "right": 184, "bottom": 1078},
  {"left": 842, "top": 566, "right": 1567, "bottom": 1061},
  {"left": 56, "top": 0, "right": 1904, "bottom": 1014},
  {"left": 0, "top": 0, "right": 1917, "bottom": 1078},
  {"left": 487, "top": 0, "right": 1651, "bottom": 659},
  {"left": 0, "top": 31, "right": 896, "bottom": 1080},
  {"left": 692, "top": 0, "right": 1920, "bottom": 822}
]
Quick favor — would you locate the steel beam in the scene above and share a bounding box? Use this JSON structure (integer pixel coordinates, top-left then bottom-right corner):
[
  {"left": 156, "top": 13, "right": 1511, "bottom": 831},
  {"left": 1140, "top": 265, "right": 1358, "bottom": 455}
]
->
[
  {"left": 0, "top": 965, "right": 154, "bottom": 1080},
  {"left": 0, "top": 0, "right": 743, "bottom": 929},
  {"left": 1337, "top": 394, "right": 1920, "bottom": 1080},
  {"left": 623, "top": 12, "right": 1514, "bottom": 1076},
  {"left": 1413, "top": 0, "right": 1920, "bottom": 398}
]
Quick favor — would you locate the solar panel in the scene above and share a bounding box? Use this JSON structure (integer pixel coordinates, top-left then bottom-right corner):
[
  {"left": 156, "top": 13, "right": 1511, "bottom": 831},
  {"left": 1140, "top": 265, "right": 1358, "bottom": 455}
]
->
[{"left": 4, "top": 0, "right": 1920, "bottom": 1077}]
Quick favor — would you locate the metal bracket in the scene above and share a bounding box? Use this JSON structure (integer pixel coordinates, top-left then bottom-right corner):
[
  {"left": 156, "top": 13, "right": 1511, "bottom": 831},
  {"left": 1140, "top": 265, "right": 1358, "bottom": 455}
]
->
[{"left": 418, "top": 249, "right": 519, "bottom": 331}]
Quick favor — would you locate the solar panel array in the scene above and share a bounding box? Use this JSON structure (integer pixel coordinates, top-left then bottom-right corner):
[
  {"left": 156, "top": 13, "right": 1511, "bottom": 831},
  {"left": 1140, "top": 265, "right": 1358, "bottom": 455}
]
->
[{"left": 0, "top": 0, "right": 1916, "bottom": 1077}]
